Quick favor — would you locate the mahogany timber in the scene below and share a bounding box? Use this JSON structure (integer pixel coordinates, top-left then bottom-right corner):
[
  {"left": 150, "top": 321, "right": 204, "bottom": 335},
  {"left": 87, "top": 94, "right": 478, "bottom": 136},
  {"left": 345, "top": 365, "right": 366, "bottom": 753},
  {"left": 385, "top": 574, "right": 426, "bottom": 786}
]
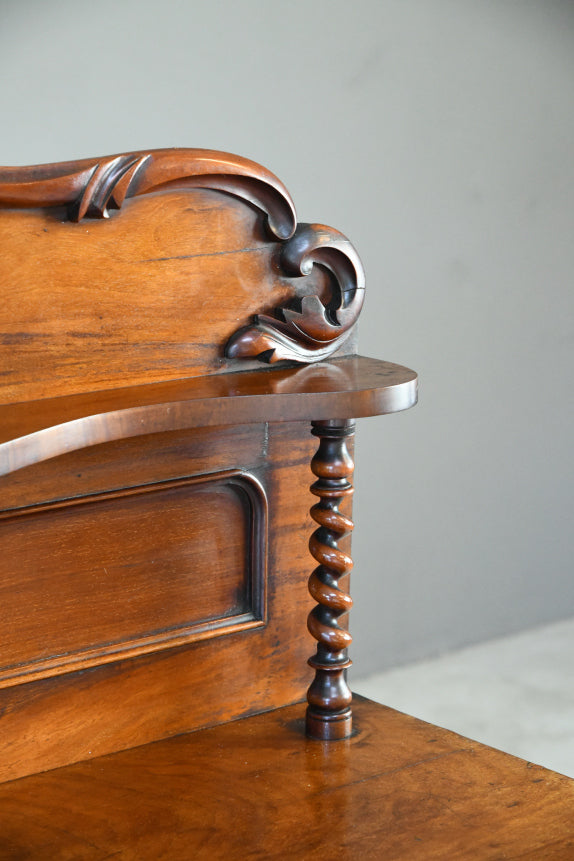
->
[
  {"left": 0, "top": 149, "right": 296, "bottom": 235},
  {"left": 1, "top": 696, "right": 573, "bottom": 860},
  {"left": 0, "top": 186, "right": 305, "bottom": 402},
  {"left": 0, "top": 356, "right": 417, "bottom": 476},
  {"left": 0, "top": 149, "right": 421, "bottom": 845},
  {"left": 0, "top": 470, "right": 267, "bottom": 687},
  {"left": 225, "top": 222, "right": 365, "bottom": 363},
  {"left": 0, "top": 149, "right": 366, "bottom": 390},
  {"left": 0, "top": 422, "right": 318, "bottom": 783},
  {"left": 306, "top": 420, "right": 355, "bottom": 740},
  {"left": 2, "top": 147, "right": 572, "bottom": 858}
]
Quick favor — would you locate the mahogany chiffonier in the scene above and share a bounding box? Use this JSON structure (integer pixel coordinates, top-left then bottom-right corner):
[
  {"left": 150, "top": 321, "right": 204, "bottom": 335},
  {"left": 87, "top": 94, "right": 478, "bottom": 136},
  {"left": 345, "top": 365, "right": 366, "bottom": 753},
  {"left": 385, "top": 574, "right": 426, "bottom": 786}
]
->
[{"left": 0, "top": 149, "right": 572, "bottom": 859}]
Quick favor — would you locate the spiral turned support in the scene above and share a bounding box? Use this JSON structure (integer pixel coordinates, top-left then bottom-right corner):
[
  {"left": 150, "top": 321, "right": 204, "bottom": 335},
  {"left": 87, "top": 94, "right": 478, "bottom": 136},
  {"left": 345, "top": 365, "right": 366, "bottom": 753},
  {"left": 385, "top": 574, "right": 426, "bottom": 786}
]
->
[{"left": 306, "top": 419, "right": 356, "bottom": 740}]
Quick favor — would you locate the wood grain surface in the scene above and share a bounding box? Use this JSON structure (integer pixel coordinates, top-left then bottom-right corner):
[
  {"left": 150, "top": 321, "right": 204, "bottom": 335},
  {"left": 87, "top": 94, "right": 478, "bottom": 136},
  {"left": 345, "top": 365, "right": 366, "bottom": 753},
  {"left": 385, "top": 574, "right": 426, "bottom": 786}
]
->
[
  {"left": 0, "top": 696, "right": 572, "bottom": 860},
  {"left": 0, "top": 356, "right": 417, "bottom": 476},
  {"left": 0, "top": 470, "right": 266, "bottom": 688},
  {"left": 0, "top": 422, "right": 318, "bottom": 783},
  {"left": 0, "top": 148, "right": 296, "bottom": 234},
  {"left": 0, "top": 149, "right": 367, "bottom": 383},
  {"left": 0, "top": 187, "right": 298, "bottom": 401},
  {"left": 0, "top": 149, "right": 431, "bottom": 856}
]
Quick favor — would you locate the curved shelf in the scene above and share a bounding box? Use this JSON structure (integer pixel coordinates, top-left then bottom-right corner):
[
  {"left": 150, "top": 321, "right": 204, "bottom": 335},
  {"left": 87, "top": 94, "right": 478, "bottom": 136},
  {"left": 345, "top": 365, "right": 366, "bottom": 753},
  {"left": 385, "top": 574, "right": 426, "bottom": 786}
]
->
[{"left": 0, "top": 356, "right": 417, "bottom": 477}]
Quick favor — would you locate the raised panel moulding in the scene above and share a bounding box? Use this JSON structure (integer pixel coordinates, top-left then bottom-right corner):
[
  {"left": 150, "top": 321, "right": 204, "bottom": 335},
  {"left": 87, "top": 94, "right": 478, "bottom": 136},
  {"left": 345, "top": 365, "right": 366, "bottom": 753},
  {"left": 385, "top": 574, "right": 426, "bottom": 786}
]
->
[{"left": 0, "top": 469, "right": 267, "bottom": 688}]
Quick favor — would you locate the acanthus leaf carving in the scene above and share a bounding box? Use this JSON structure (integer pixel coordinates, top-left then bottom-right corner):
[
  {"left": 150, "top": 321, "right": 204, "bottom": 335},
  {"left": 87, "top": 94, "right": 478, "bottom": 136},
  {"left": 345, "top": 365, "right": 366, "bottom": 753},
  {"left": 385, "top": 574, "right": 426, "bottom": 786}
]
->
[
  {"left": 0, "top": 150, "right": 365, "bottom": 366},
  {"left": 224, "top": 223, "right": 365, "bottom": 364},
  {"left": 0, "top": 148, "right": 297, "bottom": 241},
  {"left": 68, "top": 154, "right": 152, "bottom": 221}
]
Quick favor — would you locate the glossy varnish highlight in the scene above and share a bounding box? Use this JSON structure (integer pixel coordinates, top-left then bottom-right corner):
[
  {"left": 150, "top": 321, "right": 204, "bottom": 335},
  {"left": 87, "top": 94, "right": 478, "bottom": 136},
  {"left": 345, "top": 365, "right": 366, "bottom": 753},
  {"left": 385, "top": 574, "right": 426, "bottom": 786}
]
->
[
  {"left": 0, "top": 697, "right": 573, "bottom": 860},
  {"left": 8, "top": 149, "right": 570, "bottom": 860}
]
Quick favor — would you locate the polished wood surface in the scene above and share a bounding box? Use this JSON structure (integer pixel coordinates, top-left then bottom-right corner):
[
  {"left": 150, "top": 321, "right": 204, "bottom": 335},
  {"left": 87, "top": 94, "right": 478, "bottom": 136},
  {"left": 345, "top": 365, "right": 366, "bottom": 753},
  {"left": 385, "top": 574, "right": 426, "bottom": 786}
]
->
[
  {"left": 0, "top": 356, "right": 417, "bottom": 477},
  {"left": 1, "top": 696, "right": 572, "bottom": 860},
  {"left": 0, "top": 148, "right": 442, "bottom": 858},
  {"left": 0, "top": 149, "right": 365, "bottom": 386},
  {"left": 225, "top": 221, "right": 365, "bottom": 363},
  {"left": 0, "top": 149, "right": 296, "bottom": 233},
  {"left": 0, "top": 186, "right": 305, "bottom": 402},
  {"left": 306, "top": 419, "right": 355, "bottom": 740},
  {"left": 0, "top": 469, "right": 266, "bottom": 688},
  {"left": 0, "top": 422, "right": 317, "bottom": 783},
  {"left": 0, "top": 150, "right": 419, "bottom": 781},
  {"left": 1, "top": 146, "right": 569, "bottom": 859}
]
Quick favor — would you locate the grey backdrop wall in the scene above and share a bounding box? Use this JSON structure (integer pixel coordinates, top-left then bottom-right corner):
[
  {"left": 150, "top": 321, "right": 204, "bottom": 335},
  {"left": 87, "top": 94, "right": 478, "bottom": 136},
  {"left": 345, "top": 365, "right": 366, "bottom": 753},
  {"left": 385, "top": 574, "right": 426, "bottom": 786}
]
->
[{"left": 1, "top": 0, "right": 573, "bottom": 677}]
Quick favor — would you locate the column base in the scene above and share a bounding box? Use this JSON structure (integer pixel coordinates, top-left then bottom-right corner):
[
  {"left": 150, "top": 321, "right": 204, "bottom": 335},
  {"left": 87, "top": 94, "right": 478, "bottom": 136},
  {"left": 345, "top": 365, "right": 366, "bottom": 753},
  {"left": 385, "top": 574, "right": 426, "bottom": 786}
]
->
[{"left": 305, "top": 706, "right": 353, "bottom": 740}]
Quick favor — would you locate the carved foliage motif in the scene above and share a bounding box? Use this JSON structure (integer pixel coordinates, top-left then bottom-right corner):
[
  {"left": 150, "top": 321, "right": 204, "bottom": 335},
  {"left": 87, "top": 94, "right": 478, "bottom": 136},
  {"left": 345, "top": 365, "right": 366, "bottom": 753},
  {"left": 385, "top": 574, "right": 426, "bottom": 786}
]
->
[
  {"left": 0, "top": 149, "right": 365, "bottom": 364},
  {"left": 225, "top": 223, "right": 365, "bottom": 364}
]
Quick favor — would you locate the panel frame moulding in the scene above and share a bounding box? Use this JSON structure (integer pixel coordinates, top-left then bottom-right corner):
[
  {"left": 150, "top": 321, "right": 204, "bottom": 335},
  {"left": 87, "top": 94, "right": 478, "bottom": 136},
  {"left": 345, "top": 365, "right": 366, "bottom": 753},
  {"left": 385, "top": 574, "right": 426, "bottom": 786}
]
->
[{"left": 0, "top": 468, "right": 268, "bottom": 689}]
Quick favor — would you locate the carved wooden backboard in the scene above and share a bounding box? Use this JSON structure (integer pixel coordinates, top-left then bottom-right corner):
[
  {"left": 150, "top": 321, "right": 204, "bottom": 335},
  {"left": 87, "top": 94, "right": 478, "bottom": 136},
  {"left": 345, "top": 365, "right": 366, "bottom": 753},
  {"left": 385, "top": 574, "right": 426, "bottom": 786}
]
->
[
  {"left": 0, "top": 149, "right": 364, "bottom": 404},
  {"left": 0, "top": 149, "right": 366, "bottom": 781},
  {"left": 0, "top": 148, "right": 419, "bottom": 777}
]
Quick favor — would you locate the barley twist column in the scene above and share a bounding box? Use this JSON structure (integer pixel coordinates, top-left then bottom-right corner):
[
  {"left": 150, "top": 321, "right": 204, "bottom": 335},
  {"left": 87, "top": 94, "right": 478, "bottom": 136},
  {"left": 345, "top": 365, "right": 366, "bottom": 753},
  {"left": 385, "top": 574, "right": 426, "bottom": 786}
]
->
[{"left": 306, "top": 419, "right": 355, "bottom": 740}]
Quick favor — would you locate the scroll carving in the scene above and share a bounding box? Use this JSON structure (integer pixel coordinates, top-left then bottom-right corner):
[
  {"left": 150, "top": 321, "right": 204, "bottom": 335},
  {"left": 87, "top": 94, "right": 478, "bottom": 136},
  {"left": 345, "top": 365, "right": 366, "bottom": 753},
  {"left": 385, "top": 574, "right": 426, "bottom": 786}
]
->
[
  {"left": 0, "top": 148, "right": 296, "bottom": 240},
  {"left": 225, "top": 223, "right": 365, "bottom": 364},
  {"left": 0, "top": 148, "right": 365, "bottom": 365},
  {"left": 305, "top": 419, "right": 355, "bottom": 740}
]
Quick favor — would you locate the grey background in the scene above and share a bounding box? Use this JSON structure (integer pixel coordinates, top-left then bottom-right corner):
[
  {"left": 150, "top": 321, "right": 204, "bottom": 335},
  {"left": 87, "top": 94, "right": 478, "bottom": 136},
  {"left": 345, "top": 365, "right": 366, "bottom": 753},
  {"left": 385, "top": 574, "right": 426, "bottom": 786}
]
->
[{"left": 1, "top": 0, "right": 572, "bottom": 678}]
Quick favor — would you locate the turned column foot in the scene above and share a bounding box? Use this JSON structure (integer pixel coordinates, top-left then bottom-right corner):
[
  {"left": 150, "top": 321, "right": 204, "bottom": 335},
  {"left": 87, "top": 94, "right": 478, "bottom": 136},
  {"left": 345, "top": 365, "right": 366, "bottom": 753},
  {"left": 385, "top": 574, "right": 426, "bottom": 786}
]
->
[{"left": 305, "top": 419, "right": 355, "bottom": 740}]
